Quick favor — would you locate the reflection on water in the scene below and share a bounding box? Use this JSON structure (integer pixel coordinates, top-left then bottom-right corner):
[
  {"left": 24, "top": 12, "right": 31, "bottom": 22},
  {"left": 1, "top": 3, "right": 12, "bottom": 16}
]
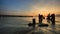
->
[{"left": 0, "top": 17, "right": 60, "bottom": 34}]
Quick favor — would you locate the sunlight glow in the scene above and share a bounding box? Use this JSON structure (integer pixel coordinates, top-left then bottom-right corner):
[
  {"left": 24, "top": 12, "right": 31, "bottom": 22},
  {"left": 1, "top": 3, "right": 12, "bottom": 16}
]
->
[{"left": 27, "top": 4, "right": 58, "bottom": 16}]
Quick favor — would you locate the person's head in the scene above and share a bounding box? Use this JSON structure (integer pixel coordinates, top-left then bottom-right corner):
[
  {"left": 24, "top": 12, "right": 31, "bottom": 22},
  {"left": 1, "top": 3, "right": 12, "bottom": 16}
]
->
[{"left": 51, "top": 14, "right": 55, "bottom": 16}]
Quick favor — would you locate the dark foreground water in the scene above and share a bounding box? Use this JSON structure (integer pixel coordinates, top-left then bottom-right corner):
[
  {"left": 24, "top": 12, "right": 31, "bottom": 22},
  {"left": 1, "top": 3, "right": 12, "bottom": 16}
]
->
[{"left": 0, "top": 17, "right": 60, "bottom": 34}]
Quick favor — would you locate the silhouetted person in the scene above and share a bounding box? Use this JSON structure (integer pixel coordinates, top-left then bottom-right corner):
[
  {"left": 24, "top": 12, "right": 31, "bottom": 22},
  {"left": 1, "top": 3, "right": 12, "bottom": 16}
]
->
[
  {"left": 38, "top": 14, "right": 48, "bottom": 27},
  {"left": 32, "top": 18, "right": 36, "bottom": 29},
  {"left": 51, "top": 14, "right": 55, "bottom": 25},
  {"left": 47, "top": 14, "right": 50, "bottom": 20},
  {"left": 38, "top": 14, "right": 44, "bottom": 24},
  {"left": 28, "top": 18, "right": 36, "bottom": 28},
  {"left": 47, "top": 14, "right": 51, "bottom": 23},
  {"left": 39, "top": 14, "right": 40, "bottom": 23}
]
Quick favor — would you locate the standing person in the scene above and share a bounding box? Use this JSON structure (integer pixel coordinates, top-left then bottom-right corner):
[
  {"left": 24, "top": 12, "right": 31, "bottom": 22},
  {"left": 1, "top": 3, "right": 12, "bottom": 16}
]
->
[
  {"left": 47, "top": 14, "right": 50, "bottom": 20},
  {"left": 51, "top": 14, "right": 55, "bottom": 25},
  {"left": 38, "top": 14, "right": 44, "bottom": 24},
  {"left": 47, "top": 13, "right": 51, "bottom": 23},
  {"left": 32, "top": 18, "right": 36, "bottom": 29},
  {"left": 38, "top": 14, "right": 41, "bottom": 23}
]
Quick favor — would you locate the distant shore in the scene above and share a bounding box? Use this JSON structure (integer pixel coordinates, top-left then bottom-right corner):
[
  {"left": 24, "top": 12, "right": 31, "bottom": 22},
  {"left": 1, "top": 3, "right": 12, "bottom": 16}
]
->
[
  {"left": 0, "top": 15, "right": 60, "bottom": 17},
  {"left": 0, "top": 15, "right": 34, "bottom": 17}
]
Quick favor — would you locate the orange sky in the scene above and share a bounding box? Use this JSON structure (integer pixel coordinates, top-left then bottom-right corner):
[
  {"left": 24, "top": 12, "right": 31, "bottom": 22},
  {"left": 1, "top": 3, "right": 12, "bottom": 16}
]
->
[{"left": 1, "top": 0, "right": 60, "bottom": 16}]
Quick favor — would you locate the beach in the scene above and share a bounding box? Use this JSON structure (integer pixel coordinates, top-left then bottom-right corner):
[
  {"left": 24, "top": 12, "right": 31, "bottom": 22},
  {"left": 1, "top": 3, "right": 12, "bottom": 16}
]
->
[{"left": 0, "top": 17, "right": 60, "bottom": 34}]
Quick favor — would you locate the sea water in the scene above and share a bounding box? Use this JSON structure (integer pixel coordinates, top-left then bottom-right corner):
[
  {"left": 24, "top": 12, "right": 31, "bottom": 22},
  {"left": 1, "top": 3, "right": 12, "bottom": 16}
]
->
[{"left": 0, "top": 17, "right": 60, "bottom": 34}]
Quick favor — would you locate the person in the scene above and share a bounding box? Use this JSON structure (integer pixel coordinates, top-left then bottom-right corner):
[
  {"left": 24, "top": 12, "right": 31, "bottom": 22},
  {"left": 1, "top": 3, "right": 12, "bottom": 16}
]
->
[
  {"left": 28, "top": 18, "right": 36, "bottom": 29},
  {"left": 47, "top": 13, "right": 51, "bottom": 23},
  {"left": 32, "top": 18, "right": 36, "bottom": 29},
  {"left": 47, "top": 14, "right": 50, "bottom": 20},
  {"left": 51, "top": 14, "right": 55, "bottom": 25},
  {"left": 38, "top": 14, "right": 44, "bottom": 24}
]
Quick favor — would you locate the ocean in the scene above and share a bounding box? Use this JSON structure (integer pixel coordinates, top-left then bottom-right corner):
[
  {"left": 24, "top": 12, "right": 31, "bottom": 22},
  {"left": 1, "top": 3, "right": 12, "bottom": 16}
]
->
[{"left": 0, "top": 17, "right": 60, "bottom": 34}]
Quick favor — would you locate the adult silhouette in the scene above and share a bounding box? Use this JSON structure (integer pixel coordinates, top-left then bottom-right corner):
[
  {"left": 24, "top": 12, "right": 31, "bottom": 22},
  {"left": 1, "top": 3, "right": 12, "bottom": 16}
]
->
[
  {"left": 47, "top": 13, "right": 51, "bottom": 23},
  {"left": 51, "top": 14, "right": 55, "bottom": 25},
  {"left": 38, "top": 14, "right": 44, "bottom": 24}
]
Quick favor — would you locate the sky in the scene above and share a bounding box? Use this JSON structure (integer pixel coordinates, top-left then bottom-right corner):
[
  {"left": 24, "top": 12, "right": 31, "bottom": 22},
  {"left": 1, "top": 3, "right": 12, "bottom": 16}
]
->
[{"left": 0, "top": 0, "right": 60, "bottom": 16}]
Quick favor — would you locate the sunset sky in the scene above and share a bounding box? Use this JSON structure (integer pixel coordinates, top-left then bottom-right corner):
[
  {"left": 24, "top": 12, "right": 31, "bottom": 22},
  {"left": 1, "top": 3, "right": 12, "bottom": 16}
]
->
[{"left": 1, "top": 0, "right": 60, "bottom": 16}]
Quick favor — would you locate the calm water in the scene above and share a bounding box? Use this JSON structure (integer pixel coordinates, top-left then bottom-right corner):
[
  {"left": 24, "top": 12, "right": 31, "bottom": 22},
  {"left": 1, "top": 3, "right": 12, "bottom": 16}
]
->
[{"left": 0, "top": 17, "right": 60, "bottom": 34}]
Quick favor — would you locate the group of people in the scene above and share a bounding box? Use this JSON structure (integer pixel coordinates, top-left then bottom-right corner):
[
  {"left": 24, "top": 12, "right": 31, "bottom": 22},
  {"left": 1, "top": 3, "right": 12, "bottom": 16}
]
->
[
  {"left": 38, "top": 14, "right": 55, "bottom": 25},
  {"left": 28, "top": 13, "right": 55, "bottom": 27},
  {"left": 47, "top": 14, "right": 55, "bottom": 25},
  {"left": 38, "top": 13, "right": 55, "bottom": 25}
]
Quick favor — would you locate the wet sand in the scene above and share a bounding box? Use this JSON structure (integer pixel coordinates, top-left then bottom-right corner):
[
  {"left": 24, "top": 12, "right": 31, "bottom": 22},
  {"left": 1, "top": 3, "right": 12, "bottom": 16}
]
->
[
  {"left": 0, "top": 27, "right": 33, "bottom": 34},
  {"left": 0, "top": 26, "right": 60, "bottom": 34}
]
